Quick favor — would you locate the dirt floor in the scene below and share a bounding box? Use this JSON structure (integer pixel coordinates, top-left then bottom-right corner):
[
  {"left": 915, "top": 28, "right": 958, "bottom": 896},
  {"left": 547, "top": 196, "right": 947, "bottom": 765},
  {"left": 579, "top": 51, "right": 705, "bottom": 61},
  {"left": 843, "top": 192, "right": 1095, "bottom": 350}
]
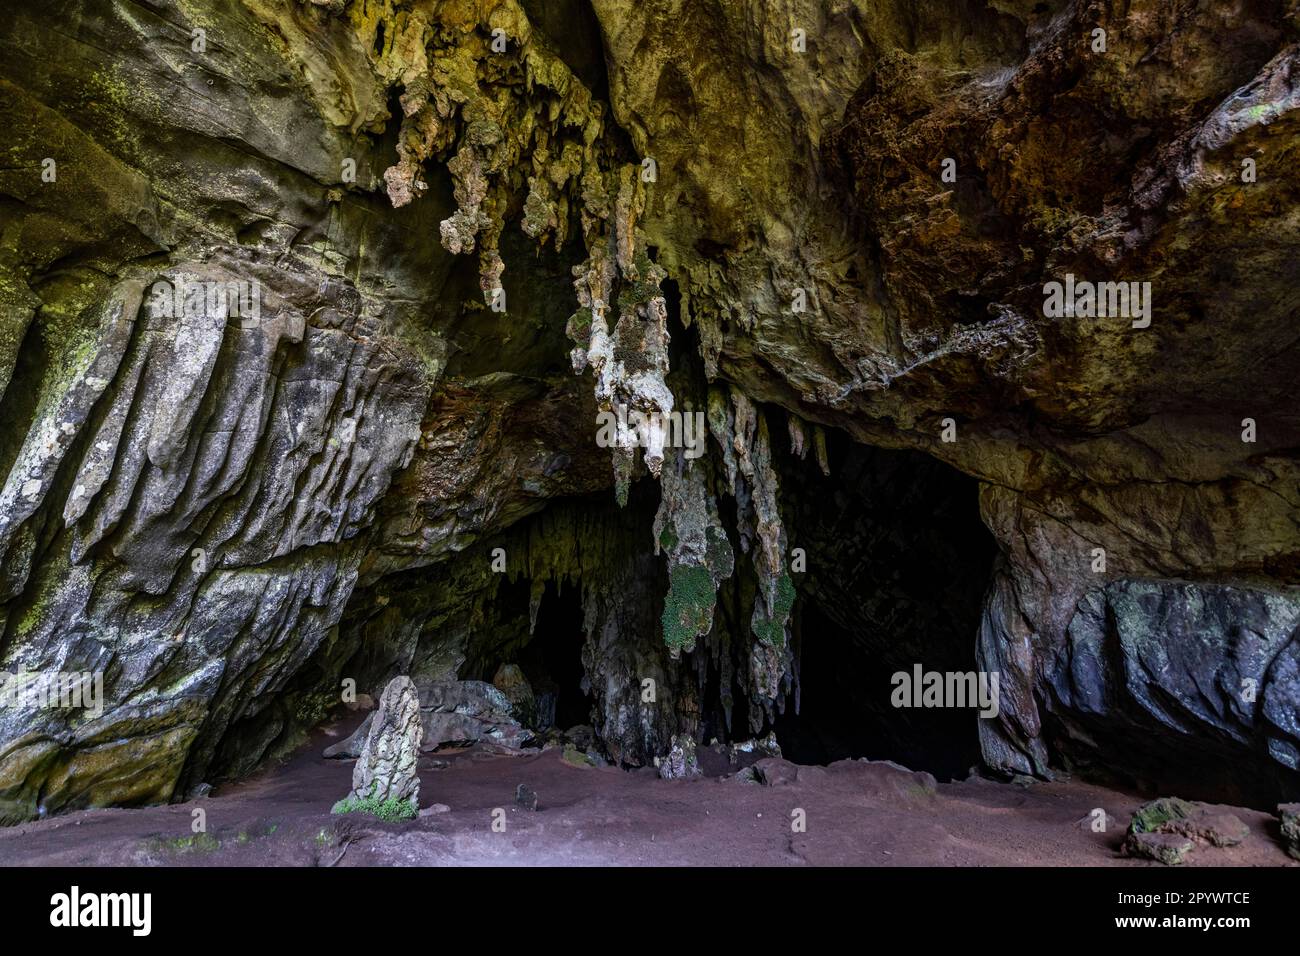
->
[{"left": 1, "top": 713, "right": 1295, "bottom": 867}]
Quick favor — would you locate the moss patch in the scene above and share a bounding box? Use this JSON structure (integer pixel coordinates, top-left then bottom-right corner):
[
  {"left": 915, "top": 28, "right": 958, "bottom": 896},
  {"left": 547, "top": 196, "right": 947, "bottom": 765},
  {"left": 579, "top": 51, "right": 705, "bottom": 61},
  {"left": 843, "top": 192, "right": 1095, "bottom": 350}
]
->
[
  {"left": 331, "top": 792, "right": 418, "bottom": 822},
  {"left": 148, "top": 831, "right": 220, "bottom": 854},
  {"left": 662, "top": 563, "right": 716, "bottom": 651},
  {"left": 1129, "top": 797, "right": 1197, "bottom": 834},
  {"left": 752, "top": 573, "right": 796, "bottom": 648}
]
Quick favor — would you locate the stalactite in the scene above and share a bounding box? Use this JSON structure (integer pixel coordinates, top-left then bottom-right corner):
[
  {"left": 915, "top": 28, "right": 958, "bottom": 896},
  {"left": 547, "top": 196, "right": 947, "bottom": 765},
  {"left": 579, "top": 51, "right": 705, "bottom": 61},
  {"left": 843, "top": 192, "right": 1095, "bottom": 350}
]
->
[
  {"left": 703, "top": 386, "right": 798, "bottom": 728},
  {"left": 652, "top": 448, "right": 734, "bottom": 656},
  {"left": 331, "top": 0, "right": 803, "bottom": 756}
]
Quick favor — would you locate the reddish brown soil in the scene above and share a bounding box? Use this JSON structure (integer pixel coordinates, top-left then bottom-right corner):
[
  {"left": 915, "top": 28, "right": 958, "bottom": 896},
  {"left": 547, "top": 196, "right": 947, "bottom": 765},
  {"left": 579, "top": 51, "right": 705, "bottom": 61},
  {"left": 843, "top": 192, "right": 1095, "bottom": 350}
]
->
[{"left": 1, "top": 714, "right": 1294, "bottom": 867}]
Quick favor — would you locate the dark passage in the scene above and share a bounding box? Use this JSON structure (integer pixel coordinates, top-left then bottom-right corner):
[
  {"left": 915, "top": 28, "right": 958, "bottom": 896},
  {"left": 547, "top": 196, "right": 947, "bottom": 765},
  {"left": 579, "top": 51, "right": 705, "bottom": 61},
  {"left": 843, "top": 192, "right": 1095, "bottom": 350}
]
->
[
  {"left": 460, "top": 576, "right": 594, "bottom": 733},
  {"left": 517, "top": 582, "right": 593, "bottom": 731},
  {"left": 772, "top": 431, "right": 997, "bottom": 779}
]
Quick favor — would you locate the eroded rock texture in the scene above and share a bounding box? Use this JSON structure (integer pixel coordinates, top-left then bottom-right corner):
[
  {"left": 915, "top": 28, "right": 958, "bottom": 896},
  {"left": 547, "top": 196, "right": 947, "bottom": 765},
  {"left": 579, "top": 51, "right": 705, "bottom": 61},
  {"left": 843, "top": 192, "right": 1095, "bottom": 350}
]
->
[
  {"left": 0, "top": 0, "right": 1297, "bottom": 821},
  {"left": 341, "top": 675, "right": 421, "bottom": 811}
]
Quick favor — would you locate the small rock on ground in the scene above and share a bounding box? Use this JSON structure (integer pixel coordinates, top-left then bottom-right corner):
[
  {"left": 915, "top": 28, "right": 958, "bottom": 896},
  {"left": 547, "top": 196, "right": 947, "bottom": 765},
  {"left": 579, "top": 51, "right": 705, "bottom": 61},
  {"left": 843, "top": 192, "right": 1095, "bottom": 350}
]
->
[{"left": 1128, "top": 831, "right": 1195, "bottom": 866}]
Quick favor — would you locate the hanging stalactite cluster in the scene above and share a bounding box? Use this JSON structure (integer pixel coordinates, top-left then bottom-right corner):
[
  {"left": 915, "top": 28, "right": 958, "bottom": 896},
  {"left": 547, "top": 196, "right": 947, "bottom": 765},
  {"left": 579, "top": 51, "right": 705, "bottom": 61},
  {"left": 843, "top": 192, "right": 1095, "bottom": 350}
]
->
[{"left": 367, "top": 0, "right": 808, "bottom": 735}]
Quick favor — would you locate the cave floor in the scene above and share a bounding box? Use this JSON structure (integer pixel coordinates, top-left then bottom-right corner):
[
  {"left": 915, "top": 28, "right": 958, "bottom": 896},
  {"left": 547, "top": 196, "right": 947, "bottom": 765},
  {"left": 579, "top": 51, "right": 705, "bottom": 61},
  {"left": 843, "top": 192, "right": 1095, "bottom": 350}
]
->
[{"left": 1, "top": 715, "right": 1293, "bottom": 867}]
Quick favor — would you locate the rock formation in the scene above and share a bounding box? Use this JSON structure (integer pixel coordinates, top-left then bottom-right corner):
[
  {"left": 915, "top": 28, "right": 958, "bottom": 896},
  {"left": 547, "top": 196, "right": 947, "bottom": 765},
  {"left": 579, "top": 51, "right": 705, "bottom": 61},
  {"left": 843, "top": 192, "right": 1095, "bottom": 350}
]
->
[
  {"left": 1280, "top": 803, "right": 1300, "bottom": 859},
  {"left": 1123, "top": 796, "right": 1250, "bottom": 864},
  {"left": 0, "top": 0, "right": 1297, "bottom": 823},
  {"left": 419, "top": 678, "right": 530, "bottom": 749},
  {"left": 335, "top": 675, "right": 421, "bottom": 817}
]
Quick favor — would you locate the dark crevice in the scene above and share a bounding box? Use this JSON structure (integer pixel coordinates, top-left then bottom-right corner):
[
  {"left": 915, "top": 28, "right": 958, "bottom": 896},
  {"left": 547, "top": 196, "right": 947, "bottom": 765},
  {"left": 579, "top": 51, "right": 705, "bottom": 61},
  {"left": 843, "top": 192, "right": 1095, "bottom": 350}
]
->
[
  {"left": 518, "top": 582, "right": 592, "bottom": 730},
  {"left": 519, "top": 0, "right": 611, "bottom": 103},
  {"left": 771, "top": 427, "right": 997, "bottom": 779}
]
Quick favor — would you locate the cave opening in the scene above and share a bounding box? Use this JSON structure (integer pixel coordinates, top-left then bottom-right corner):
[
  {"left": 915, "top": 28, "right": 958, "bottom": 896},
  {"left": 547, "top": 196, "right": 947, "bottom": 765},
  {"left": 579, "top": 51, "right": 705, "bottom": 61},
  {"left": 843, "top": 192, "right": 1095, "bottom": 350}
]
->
[
  {"left": 515, "top": 582, "right": 593, "bottom": 733},
  {"left": 323, "top": 412, "right": 998, "bottom": 782},
  {"left": 458, "top": 573, "right": 595, "bottom": 738},
  {"left": 648, "top": 273, "right": 999, "bottom": 779},
  {"left": 771, "top": 428, "right": 998, "bottom": 780}
]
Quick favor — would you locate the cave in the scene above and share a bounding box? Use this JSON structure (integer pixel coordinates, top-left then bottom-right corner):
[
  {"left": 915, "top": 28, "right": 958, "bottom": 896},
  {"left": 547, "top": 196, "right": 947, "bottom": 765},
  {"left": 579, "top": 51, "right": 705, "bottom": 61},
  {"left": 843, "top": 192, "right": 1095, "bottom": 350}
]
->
[
  {"left": 394, "top": 414, "right": 1000, "bottom": 781},
  {"left": 771, "top": 433, "right": 996, "bottom": 779},
  {"left": 2, "top": 0, "right": 1299, "bottom": 892},
  {"left": 485, "top": 580, "right": 594, "bottom": 734}
]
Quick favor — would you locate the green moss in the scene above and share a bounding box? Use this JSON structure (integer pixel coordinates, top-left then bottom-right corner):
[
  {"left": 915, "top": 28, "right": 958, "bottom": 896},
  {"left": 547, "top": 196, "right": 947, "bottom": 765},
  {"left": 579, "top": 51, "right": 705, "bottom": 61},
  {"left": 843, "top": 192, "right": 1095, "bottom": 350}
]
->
[
  {"left": 523, "top": 187, "right": 554, "bottom": 238},
  {"left": 658, "top": 523, "right": 678, "bottom": 552},
  {"left": 561, "top": 744, "right": 596, "bottom": 768},
  {"left": 752, "top": 573, "right": 796, "bottom": 648},
  {"left": 293, "top": 690, "right": 335, "bottom": 731},
  {"left": 150, "top": 832, "right": 220, "bottom": 853},
  {"left": 331, "top": 791, "right": 418, "bottom": 822},
  {"left": 705, "top": 525, "right": 734, "bottom": 575},
  {"left": 1129, "top": 797, "right": 1196, "bottom": 834},
  {"left": 465, "top": 118, "right": 503, "bottom": 148},
  {"left": 662, "top": 563, "right": 716, "bottom": 650},
  {"left": 14, "top": 550, "right": 69, "bottom": 638},
  {"left": 618, "top": 279, "right": 658, "bottom": 312},
  {"left": 566, "top": 306, "right": 592, "bottom": 345},
  {"left": 613, "top": 451, "right": 634, "bottom": 508},
  {"left": 15, "top": 600, "right": 45, "bottom": 639},
  {"left": 617, "top": 250, "right": 666, "bottom": 312}
]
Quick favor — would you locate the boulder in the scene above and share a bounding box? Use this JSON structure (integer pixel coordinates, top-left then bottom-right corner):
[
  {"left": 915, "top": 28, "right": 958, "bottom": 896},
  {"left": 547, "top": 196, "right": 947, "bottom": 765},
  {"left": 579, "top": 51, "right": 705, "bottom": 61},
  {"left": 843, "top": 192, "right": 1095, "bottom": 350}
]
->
[
  {"left": 1129, "top": 797, "right": 1198, "bottom": 834},
  {"left": 417, "top": 680, "right": 532, "bottom": 750},
  {"left": 492, "top": 664, "right": 537, "bottom": 727},
  {"left": 1189, "top": 813, "right": 1250, "bottom": 848},
  {"left": 1124, "top": 797, "right": 1251, "bottom": 863},
  {"left": 563, "top": 725, "right": 596, "bottom": 751},
  {"left": 1128, "top": 832, "right": 1195, "bottom": 866},
  {"left": 752, "top": 757, "right": 800, "bottom": 787},
  {"left": 829, "top": 758, "right": 938, "bottom": 802}
]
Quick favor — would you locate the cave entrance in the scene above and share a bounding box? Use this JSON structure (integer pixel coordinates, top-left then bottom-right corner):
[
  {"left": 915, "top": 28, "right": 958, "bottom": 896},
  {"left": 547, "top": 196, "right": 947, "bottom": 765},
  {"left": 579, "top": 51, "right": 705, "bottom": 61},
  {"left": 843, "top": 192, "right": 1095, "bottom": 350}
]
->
[
  {"left": 513, "top": 581, "right": 593, "bottom": 733},
  {"left": 771, "top": 430, "right": 997, "bottom": 780}
]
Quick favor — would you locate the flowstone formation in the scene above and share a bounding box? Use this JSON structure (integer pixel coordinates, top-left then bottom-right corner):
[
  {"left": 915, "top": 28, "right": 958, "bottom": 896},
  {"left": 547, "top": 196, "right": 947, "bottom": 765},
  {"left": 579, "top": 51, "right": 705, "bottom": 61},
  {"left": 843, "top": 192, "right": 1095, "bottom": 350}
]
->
[{"left": 0, "top": 0, "right": 1298, "bottom": 825}]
